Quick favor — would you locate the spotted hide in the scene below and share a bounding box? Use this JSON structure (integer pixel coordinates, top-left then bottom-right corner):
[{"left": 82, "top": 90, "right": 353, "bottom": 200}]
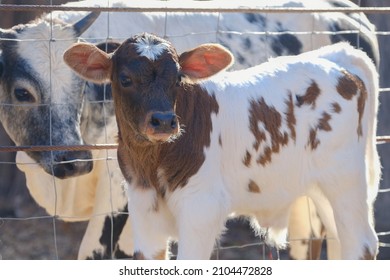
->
[{"left": 64, "top": 33, "right": 380, "bottom": 260}]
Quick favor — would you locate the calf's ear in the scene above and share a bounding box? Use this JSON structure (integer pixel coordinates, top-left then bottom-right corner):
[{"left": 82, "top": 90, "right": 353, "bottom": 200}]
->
[
  {"left": 63, "top": 43, "right": 112, "bottom": 84},
  {"left": 179, "top": 44, "right": 234, "bottom": 81}
]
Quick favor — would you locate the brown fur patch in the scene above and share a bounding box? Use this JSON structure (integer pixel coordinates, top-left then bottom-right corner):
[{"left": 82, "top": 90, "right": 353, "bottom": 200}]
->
[
  {"left": 317, "top": 112, "right": 332, "bottom": 132},
  {"left": 337, "top": 71, "right": 358, "bottom": 100},
  {"left": 249, "top": 98, "right": 288, "bottom": 167},
  {"left": 307, "top": 112, "right": 332, "bottom": 150},
  {"left": 243, "top": 150, "right": 252, "bottom": 167},
  {"left": 296, "top": 81, "right": 321, "bottom": 109},
  {"left": 257, "top": 146, "right": 272, "bottom": 166},
  {"left": 133, "top": 251, "right": 146, "bottom": 260},
  {"left": 249, "top": 100, "right": 266, "bottom": 151},
  {"left": 285, "top": 92, "right": 296, "bottom": 142},
  {"left": 308, "top": 129, "right": 320, "bottom": 150},
  {"left": 248, "top": 180, "right": 261, "bottom": 193},
  {"left": 336, "top": 71, "right": 367, "bottom": 137},
  {"left": 161, "top": 90, "right": 219, "bottom": 191},
  {"left": 331, "top": 102, "right": 342, "bottom": 114}
]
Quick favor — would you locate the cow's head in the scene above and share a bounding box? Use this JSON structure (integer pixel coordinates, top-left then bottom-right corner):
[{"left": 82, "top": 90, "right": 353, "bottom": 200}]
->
[
  {"left": 64, "top": 33, "right": 233, "bottom": 145},
  {"left": 0, "top": 12, "right": 99, "bottom": 178}
]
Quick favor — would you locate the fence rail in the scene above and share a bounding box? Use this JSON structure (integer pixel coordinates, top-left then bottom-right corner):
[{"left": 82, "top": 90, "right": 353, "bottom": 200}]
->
[{"left": 1, "top": 3, "right": 390, "bottom": 13}]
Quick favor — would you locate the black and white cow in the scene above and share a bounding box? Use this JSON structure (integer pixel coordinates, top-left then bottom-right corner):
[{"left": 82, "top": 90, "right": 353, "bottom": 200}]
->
[
  {"left": 0, "top": 0, "right": 379, "bottom": 259},
  {"left": 64, "top": 32, "right": 380, "bottom": 260}
]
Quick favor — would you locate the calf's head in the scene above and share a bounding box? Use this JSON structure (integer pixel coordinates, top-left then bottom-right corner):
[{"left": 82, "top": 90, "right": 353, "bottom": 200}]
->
[{"left": 64, "top": 33, "right": 233, "bottom": 145}]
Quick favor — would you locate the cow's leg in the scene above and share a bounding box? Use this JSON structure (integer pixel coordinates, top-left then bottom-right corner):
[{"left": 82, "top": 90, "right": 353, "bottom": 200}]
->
[
  {"left": 127, "top": 186, "right": 173, "bottom": 260},
  {"left": 78, "top": 156, "right": 132, "bottom": 259},
  {"left": 116, "top": 217, "right": 134, "bottom": 258},
  {"left": 307, "top": 188, "right": 341, "bottom": 259},
  {"left": 317, "top": 167, "right": 378, "bottom": 259},
  {"left": 288, "top": 196, "right": 324, "bottom": 260},
  {"left": 78, "top": 211, "right": 130, "bottom": 259},
  {"left": 170, "top": 185, "right": 230, "bottom": 260}
]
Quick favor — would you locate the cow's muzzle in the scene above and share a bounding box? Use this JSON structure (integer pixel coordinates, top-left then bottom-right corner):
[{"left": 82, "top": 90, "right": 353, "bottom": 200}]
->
[{"left": 51, "top": 150, "right": 93, "bottom": 179}]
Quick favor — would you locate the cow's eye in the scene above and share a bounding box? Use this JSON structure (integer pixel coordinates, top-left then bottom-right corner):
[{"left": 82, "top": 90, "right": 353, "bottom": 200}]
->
[
  {"left": 120, "top": 74, "right": 132, "bottom": 87},
  {"left": 14, "top": 88, "right": 35, "bottom": 102}
]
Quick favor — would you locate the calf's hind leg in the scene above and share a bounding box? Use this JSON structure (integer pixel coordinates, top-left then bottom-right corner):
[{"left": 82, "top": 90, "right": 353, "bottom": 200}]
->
[{"left": 318, "top": 171, "right": 378, "bottom": 259}]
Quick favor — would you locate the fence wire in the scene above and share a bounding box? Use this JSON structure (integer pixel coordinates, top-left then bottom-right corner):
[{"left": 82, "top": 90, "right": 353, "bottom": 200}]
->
[{"left": 0, "top": 0, "right": 389, "bottom": 260}]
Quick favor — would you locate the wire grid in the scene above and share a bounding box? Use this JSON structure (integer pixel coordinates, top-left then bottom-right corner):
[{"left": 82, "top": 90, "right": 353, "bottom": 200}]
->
[{"left": 0, "top": 0, "right": 389, "bottom": 260}]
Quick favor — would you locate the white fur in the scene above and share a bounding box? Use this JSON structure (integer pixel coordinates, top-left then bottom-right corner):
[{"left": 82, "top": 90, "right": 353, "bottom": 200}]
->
[
  {"left": 135, "top": 36, "right": 170, "bottom": 61},
  {"left": 16, "top": 21, "right": 77, "bottom": 105}
]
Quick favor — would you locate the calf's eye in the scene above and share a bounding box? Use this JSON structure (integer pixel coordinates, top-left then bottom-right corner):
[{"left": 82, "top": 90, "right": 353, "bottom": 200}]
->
[
  {"left": 120, "top": 74, "right": 132, "bottom": 87},
  {"left": 14, "top": 88, "right": 35, "bottom": 103}
]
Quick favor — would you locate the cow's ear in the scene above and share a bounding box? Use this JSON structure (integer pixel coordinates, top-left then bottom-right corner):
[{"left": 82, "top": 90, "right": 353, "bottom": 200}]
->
[
  {"left": 179, "top": 44, "right": 233, "bottom": 81},
  {"left": 95, "top": 41, "right": 121, "bottom": 54},
  {"left": 63, "top": 43, "right": 112, "bottom": 84}
]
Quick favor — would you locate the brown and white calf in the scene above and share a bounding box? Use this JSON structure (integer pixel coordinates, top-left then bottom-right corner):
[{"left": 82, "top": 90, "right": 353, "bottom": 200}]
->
[{"left": 64, "top": 33, "right": 380, "bottom": 260}]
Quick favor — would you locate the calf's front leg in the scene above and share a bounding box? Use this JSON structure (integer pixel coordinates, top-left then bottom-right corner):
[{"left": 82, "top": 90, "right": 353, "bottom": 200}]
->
[
  {"left": 169, "top": 185, "right": 230, "bottom": 260},
  {"left": 127, "top": 186, "right": 174, "bottom": 260}
]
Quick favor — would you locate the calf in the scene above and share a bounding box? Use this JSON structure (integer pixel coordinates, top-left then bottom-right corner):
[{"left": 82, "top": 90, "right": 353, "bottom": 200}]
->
[{"left": 64, "top": 33, "right": 380, "bottom": 259}]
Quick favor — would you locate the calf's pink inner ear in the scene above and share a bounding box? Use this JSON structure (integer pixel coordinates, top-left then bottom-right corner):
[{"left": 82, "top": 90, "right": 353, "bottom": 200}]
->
[
  {"left": 179, "top": 44, "right": 233, "bottom": 80},
  {"left": 64, "top": 43, "right": 112, "bottom": 83}
]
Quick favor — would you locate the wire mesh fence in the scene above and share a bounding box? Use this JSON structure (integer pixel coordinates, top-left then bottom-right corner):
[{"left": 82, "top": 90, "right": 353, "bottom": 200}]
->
[{"left": 0, "top": 0, "right": 389, "bottom": 260}]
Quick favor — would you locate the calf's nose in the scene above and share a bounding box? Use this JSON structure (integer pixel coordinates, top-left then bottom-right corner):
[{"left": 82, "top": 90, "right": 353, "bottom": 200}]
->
[{"left": 149, "top": 111, "right": 178, "bottom": 134}]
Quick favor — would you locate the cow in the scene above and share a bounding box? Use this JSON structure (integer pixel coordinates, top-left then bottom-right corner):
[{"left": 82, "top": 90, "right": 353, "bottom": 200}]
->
[
  {"left": 0, "top": 0, "right": 379, "bottom": 259},
  {"left": 14, "top": 41, "right": 133, "bottom": 259},
  {"left": 63, "top": 32, "right": 380, "bottom": 260}
]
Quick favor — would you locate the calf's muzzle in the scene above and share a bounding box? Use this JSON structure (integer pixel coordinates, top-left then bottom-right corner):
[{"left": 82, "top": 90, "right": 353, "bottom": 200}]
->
[{"left": 144, "top": 111, "right": 179, "bottom": 142}]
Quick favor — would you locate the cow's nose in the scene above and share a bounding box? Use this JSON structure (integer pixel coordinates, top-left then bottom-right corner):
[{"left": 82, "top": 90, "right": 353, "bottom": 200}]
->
[
  {"left": 52, "top": 150, "right": 93, "bottom": 179},
  {"left": 150, "top": 112, "right": 178, "bottom": 133}
]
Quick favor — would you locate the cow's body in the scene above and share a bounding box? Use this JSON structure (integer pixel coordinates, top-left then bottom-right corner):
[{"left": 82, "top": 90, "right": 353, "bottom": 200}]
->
[
  {"left": 56, "top": 0, "right": 379, "bottom": 69},
  {"left": 64, "top": 33, "right": 380, "bottom": 259},
  {"left": 0, "top": 0, "right": 379, "bottom": 259}
]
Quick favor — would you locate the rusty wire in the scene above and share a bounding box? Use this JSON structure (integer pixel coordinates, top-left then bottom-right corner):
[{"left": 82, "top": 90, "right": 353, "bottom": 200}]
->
[
  {"left": 0, "top": 136, "right": 389, "bottom": 153},
  {"left": 0, "top": 144, "right": 118, "bottom": 153},
  {"left": 376, "top": 136, "right": 390, "bottom": 145}
]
